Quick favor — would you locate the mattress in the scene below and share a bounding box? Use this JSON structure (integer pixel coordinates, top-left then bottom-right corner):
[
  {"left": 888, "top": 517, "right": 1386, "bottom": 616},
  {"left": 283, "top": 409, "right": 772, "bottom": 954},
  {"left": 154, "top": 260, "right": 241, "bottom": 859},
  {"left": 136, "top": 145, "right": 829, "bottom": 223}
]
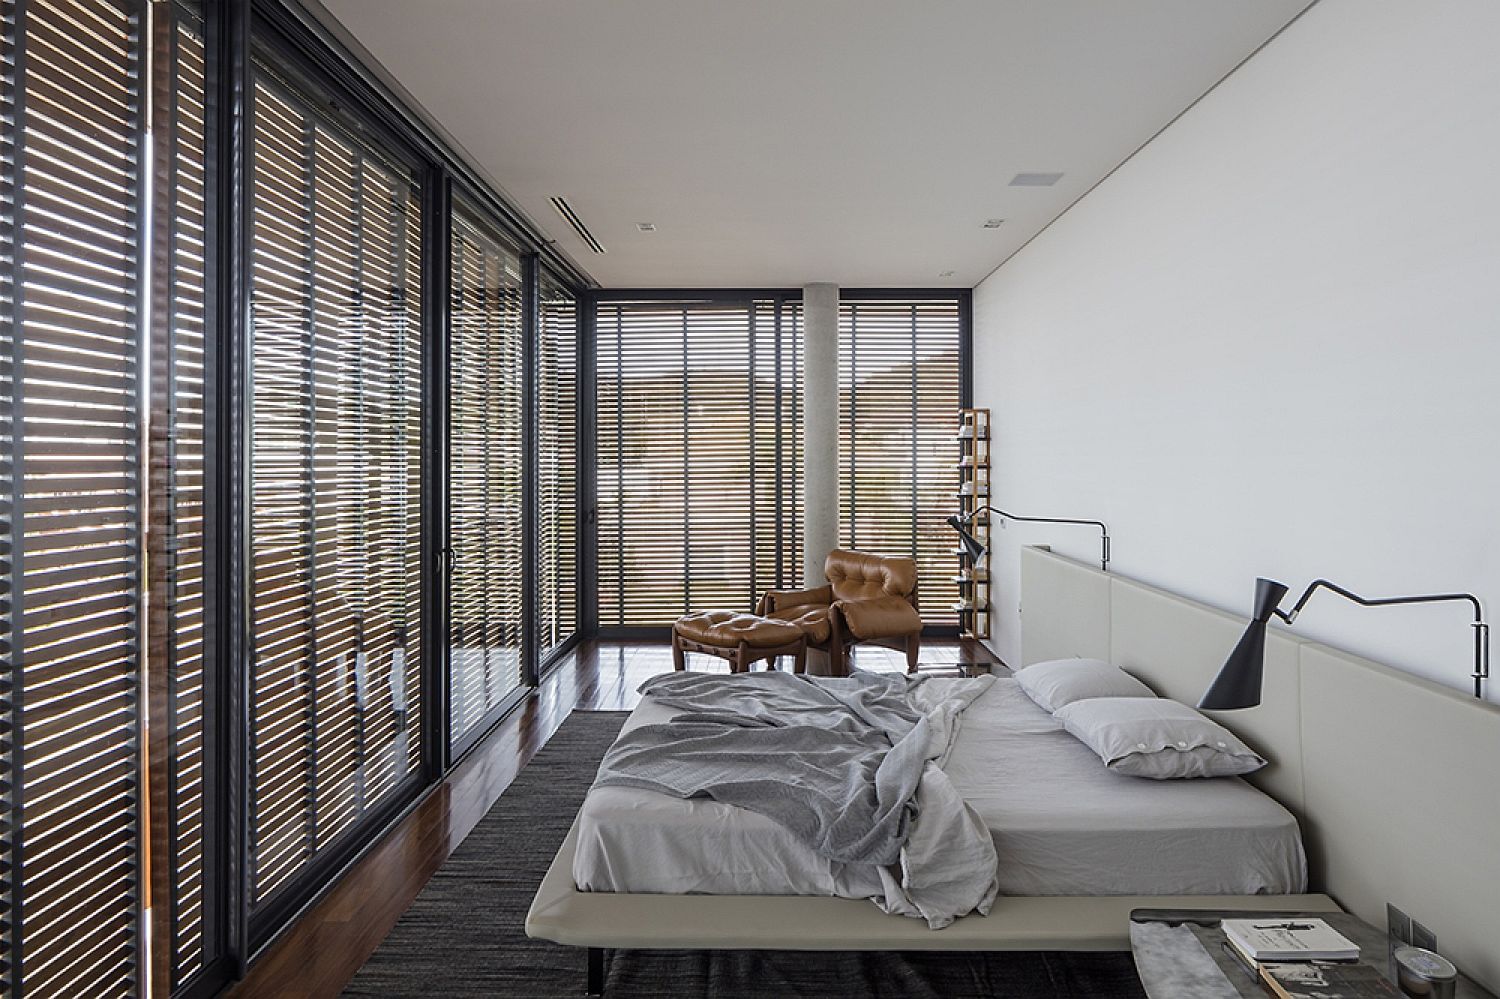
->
[{"left": 573, "top": 676, "right": 1307, "bottom": 898}]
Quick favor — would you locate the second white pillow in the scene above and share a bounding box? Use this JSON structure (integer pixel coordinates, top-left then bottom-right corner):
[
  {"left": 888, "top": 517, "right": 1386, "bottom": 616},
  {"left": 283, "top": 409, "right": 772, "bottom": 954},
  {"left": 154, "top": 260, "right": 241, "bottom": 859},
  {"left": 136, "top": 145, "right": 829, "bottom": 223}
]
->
[
  {"left": 1054, "top": 696, "right": 1267, "bottom": 779},
  {"left": 1014, "top": 657, "right": 1156, "bottom": 713}
]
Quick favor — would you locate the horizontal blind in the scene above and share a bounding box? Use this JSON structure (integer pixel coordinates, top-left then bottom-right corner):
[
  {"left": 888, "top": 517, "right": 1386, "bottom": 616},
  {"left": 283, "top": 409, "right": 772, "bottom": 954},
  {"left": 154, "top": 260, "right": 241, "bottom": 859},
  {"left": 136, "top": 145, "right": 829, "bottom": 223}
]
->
[
  {"left": 448, "top": 203, "right": 524, "bottom": 747},
  {"left": 3, "top": 0, "right": 147, "bottom": 995},
  {"left": 536, "top": 274, "right": 577, "bottom": 656},
  {"left": 249, "top": 68, "right": 424, "bottom": 908},
  {"left": 839, "top": 298, "right": 963, "bottom": 626},
  {"left": 596, "top": 299, "right": 801, "bottom": 626},
  {"left": 146, "top": 0, "right": 211, "bottom": 990}
]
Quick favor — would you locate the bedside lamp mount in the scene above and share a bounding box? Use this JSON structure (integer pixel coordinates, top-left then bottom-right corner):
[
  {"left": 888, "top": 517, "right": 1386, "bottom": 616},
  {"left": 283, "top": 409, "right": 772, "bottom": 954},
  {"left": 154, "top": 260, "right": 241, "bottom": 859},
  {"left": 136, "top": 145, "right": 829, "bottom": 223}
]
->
[
  {"left": 1200, "top": 577, "right": 1490, "bottom": 710},
  {"left": 946, "top": 506, "right": 1110, "bottom": 572}
]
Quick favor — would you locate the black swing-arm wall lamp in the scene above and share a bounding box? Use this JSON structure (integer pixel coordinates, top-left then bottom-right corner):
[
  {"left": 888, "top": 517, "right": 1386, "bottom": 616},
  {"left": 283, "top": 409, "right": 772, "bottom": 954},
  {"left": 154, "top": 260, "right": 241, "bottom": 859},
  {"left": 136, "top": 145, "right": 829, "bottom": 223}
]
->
[
  {"left": 946, "top": 506, "right": 1111, "bottom": 572},
  {"left": 1200, "top": 577, "right": 1491, "bottom": 710}
]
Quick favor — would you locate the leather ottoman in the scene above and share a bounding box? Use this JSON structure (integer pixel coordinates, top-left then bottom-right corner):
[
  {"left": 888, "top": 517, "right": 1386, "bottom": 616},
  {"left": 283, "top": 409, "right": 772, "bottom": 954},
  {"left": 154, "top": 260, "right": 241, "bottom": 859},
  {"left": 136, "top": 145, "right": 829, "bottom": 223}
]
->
[{"left": 671, "top": 611, "right": 808, "bottom": 674}]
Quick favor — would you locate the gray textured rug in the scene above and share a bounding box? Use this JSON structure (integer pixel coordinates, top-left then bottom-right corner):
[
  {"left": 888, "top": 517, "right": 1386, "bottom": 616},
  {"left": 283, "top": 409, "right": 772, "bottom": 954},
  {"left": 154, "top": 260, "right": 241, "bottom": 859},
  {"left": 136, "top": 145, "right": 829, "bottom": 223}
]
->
[{"left": 344, "top": 710, "right": 1147, "bottom": 998}]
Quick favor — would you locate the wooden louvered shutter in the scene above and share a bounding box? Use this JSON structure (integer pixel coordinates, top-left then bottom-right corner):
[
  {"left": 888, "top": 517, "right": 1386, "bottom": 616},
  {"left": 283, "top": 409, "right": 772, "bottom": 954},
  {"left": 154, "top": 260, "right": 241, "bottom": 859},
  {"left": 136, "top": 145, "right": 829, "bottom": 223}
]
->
[
  {"left": 536, "top": 273, "right": 577, "bottom": 657},
  {"left": 839, "top": 297, "right": 964, "bottom": 625},
  {"left": 447, "top": 203, "right": 524, "bottom": 749},
  {"left": 595, "top": 299, "right": 802, "bottom": 626},
  {"left": 752, "top": 299, "right": 803, "bottom": 597},
  {"left": 2, "top": 0, "right": 148, "bottom": 995},
  {"left": 146, "top": 0, "right": 216, "bottom": 991},
  {"left": 248, "top": 68, "right": 425, "bottom": 910}
]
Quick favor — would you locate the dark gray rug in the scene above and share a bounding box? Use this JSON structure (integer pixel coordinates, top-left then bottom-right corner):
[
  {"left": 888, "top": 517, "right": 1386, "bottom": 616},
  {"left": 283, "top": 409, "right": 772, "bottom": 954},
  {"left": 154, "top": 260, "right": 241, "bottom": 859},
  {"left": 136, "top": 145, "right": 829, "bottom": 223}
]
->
[{"left": 344, "top": 710, "right": 1147, "bottom": 998}]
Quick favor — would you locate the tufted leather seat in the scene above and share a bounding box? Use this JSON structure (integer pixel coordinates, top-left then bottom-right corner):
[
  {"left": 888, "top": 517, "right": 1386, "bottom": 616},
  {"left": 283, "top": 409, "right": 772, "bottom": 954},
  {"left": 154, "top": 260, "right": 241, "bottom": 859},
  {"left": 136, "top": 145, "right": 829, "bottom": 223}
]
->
[
  {"left": 763, "top": 605, "right": 832, "bottom": 644},
  {"left": 757, "top": 550, "right": 924, "bottom": 675},
  {"left": 671, "top": 610, "right": 808, "bottom": 674},
  {"left": 836, "top": 595, "right": 922, "bottom": 640},
  {"left": 674, "top": 610, "right": 804, "bottom": 649}
]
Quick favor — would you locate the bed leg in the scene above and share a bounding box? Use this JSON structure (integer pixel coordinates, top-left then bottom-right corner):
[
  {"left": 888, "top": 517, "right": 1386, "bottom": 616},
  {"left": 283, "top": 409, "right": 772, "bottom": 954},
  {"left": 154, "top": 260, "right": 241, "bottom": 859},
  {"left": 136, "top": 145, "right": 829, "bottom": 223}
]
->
[{"left": 586, "top": 947, "right": 605, "bottom": 996}]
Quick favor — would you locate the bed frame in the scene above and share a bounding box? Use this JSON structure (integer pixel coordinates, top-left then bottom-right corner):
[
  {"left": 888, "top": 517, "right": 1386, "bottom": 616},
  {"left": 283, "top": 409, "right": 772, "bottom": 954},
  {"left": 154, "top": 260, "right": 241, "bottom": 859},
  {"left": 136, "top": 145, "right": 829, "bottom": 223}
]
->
[{"left": 528, "top": 547, "right": 1500, "bottom": 995}]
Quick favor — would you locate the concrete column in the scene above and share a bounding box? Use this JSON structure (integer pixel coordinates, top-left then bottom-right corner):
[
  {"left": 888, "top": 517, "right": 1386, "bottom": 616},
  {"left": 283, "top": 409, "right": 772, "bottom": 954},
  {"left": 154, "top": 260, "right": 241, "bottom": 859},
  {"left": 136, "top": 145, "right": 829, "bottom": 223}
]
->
[{"left": 802, "top": 283, "right": 840, "bottom": 587}]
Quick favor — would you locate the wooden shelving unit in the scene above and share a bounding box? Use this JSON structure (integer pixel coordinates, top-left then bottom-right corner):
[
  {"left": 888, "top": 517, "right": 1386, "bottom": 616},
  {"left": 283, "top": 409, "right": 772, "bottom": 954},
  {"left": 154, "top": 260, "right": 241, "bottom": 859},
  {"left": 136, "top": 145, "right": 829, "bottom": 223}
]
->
[{"left": 954, "top": 408, "right": 990, "bottom": 639}]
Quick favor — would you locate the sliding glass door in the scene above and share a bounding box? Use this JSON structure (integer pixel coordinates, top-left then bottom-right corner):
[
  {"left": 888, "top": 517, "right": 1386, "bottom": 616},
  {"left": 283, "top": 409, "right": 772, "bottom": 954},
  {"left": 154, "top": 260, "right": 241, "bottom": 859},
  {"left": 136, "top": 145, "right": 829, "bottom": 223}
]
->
[
  {"left": 2, "top": 1, "right": 148, "bottom": 993},
  {"left": 839, "top": 296, "right": 965, "bottom": 625},
  {"left": 595, "top": 297, "right": 803, "bottom": 626},
  {"left": 537, "top": 273, "right": 579, "bottom": 658},
  {"left": 447, "top": 201, "right": 526, "bottom": 751},
  {"left": 246, "top": 63, "right": 426, "bottom": 912}
]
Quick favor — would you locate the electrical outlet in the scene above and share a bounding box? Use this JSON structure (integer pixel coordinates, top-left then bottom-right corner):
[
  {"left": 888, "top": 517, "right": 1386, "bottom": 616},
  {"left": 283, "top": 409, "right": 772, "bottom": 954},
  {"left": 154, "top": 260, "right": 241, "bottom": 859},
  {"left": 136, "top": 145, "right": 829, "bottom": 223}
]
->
[
  {"left": 1387, "top": 903, "right": 1412, "bottom": 974},
  {"left": 1412, "top": 919, "right": 1438, "bottom": 953},
  {"left": 1387, "top": 903, "right": 1412, "bottom": 945}
]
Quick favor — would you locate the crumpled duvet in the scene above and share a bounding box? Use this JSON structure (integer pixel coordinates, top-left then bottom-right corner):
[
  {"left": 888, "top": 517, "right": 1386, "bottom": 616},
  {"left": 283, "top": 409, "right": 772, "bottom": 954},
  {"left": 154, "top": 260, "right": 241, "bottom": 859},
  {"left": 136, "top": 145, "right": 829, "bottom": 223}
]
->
[{"left": 592, "top": 669, "right": 998, "bottom": 928}]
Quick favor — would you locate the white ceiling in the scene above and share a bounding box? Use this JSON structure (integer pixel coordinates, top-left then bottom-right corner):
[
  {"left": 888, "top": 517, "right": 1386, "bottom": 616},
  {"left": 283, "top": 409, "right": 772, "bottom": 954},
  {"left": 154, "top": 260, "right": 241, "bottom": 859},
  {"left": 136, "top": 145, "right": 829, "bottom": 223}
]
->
[{"left": 318, "top": 0, "right": 1308, "bottom": 289}]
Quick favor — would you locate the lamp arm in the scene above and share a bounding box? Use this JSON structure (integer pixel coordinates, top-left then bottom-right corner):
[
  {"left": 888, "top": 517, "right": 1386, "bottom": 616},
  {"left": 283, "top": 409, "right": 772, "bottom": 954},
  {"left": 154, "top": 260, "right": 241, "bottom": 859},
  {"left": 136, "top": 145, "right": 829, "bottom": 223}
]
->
[
  {"left": 1278, "top": 579, "right": 1490, "bottom": 698},
  {"left": 963, "top": 505, "right": 1111, "bottom": 572}
]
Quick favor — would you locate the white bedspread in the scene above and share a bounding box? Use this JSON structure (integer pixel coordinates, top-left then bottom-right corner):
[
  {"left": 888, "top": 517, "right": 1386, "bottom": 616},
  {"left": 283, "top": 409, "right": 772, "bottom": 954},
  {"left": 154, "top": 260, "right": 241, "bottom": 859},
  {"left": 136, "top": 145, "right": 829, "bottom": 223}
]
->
[{"left": 573, "top": 676, "right": 1306, "bottom": 905}]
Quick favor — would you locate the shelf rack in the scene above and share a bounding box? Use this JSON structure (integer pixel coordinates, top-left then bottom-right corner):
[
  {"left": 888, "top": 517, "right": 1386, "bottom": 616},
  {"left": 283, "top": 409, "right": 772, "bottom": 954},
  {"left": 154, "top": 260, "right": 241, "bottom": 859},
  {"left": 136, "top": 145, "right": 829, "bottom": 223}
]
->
[{"left": 954, "top": 408, "right": 990, "bottom": 639}]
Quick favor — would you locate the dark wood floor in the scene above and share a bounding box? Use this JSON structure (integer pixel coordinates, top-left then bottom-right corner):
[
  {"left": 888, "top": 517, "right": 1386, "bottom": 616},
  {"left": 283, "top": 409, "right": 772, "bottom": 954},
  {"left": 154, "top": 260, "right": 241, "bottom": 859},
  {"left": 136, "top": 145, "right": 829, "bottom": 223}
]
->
[{"left": 227, "top": 638, "right": 1001, "bottom": 998}]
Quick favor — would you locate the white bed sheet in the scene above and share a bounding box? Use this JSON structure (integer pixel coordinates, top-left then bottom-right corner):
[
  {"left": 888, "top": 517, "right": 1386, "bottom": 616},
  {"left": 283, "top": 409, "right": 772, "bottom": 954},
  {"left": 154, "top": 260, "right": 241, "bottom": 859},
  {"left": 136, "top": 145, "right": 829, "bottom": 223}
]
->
[{"left": 573, "top": 676, "right": 1306, "bottom": 898}]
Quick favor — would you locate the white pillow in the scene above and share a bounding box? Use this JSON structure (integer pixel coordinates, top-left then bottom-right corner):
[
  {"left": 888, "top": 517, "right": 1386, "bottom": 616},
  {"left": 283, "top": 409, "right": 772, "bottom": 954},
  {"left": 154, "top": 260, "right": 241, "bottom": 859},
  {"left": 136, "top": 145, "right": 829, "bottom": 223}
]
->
[
  {"left": 1014, "top": 658, "right": 1156, "bottom": 713},
  {"left": 1054, "top": 697, "right": 1267, "bottom": 779}
]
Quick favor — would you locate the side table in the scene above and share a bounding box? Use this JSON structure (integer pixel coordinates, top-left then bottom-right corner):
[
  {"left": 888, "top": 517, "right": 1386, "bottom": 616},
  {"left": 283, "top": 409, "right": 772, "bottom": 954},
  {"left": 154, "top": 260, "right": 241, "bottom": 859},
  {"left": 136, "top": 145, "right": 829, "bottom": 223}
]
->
[{"left": 1129, "top": 908, "right": 1495, "bottom": 999}]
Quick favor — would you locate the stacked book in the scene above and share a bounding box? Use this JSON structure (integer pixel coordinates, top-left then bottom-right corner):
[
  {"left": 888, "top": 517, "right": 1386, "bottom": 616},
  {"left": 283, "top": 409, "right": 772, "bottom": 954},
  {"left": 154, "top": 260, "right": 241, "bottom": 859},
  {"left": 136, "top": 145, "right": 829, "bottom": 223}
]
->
[{"left": 1220, "top": 918, "right": 1398, "bottom": 999}]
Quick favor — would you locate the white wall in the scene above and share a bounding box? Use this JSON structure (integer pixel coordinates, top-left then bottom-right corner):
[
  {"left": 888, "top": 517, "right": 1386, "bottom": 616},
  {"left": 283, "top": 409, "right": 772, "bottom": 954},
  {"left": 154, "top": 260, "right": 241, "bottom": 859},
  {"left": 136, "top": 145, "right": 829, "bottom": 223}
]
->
[{"left": 974, "top": 0, "right": 1500, "bottom": 702}]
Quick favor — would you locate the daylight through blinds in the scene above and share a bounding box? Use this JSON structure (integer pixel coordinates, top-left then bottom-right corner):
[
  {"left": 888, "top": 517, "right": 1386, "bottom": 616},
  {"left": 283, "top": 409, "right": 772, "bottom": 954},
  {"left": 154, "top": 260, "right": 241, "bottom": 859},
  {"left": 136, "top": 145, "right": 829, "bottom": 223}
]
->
[
  {"left": 595, "top": 298, "right": 803, "bottom": 626},
  {"left": 448, "top": 202, "right": 525, "bottom": 746},
  {"left": 147, "top": 0, "right": 214, "bottom": 989},
  {"left": 537, "top": 273, "right": 578, "bottom": 656},
  {"left": 839, "top": 297, "right": 963, "bottom": 626},
  {"left": 2, "top": 0, "right": 147, "bottom": 994},
  {"left": 248, "top": 67, "right": 425, "bottom": 907}
]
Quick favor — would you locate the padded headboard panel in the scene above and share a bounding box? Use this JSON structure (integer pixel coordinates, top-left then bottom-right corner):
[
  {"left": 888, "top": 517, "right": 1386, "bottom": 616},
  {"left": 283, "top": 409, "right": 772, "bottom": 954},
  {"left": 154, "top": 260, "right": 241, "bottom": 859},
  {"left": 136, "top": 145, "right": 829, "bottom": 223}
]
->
[
  {"left": 1299, "top": 643, "right": 1500, "bottom": 990},
  {"left": 1019, "top": 547, "right": 1110, "bottom": 664},
  {"left": 1108, "top": 575, "right": 1306, "bottom": 818},
  {"left": 1018, "top": 546, "right": 1500, "bottom": 993}
]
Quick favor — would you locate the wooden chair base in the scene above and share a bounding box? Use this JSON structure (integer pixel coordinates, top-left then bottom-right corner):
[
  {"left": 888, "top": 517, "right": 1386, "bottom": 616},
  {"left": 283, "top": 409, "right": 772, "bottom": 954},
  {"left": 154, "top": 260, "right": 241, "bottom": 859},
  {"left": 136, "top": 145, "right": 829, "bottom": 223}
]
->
[
  {"left": 671, "top": 630, "right": 808, "bottom": 675},
  {"left": 830, "top": 629, "right": 922, "bottom": 677}
]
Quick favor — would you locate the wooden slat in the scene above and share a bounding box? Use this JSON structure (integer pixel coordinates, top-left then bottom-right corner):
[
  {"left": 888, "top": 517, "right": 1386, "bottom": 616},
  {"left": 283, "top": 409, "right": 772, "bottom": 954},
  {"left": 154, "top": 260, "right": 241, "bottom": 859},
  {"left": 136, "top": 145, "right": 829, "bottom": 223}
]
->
[
  {"left": 145, "top": 3, "right": 212, "bottom": 990},
  {"left": 248, "top": 67, "right": 424, "bottom": 912},
  {"left": 838, "top": 299, "right": 964, "bottom": 625},
  {"left": 537, "top": 274, "right": 578, "bottom": 656},
  {"left": 447, "top": 206, "right": 526, "bottom": 747},
  {"left": 5, "top": 2, "right": 145, "bottom": 996},
  {"left": 595, "top": 299, "right": 803, "bottom": 625}
]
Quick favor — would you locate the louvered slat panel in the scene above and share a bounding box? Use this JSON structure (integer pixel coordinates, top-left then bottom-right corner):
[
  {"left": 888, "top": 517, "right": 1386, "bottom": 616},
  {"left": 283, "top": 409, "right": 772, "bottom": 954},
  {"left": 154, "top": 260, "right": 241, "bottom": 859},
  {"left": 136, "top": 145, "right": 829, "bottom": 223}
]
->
[
  {"left": 144, "top": 2, "right": 211, "bottom": 989},
  {"left": 839, "top": 298, "right": 963, "bottom": 625},
  {"left": 536, "top": 274, "right": 576, "bottom": 656},
  {"left": 3, "top": 1, "right": 145, "bottom": 995},
  {"left": 447, "top": 205, "right": 523, "bottom": 748},
  {"left": 595, "top": 299, "right": 802, "bottom": 626},
  {"left": 249, "top": 66, "right": 424, "bottom": 911}
]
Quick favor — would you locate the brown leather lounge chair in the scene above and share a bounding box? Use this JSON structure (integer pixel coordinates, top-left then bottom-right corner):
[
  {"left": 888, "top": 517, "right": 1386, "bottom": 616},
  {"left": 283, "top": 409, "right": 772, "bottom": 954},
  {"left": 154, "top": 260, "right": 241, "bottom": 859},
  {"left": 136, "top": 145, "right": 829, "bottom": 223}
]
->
[{"left": 757, "top": 549, "right": 923, "bottom": 676}]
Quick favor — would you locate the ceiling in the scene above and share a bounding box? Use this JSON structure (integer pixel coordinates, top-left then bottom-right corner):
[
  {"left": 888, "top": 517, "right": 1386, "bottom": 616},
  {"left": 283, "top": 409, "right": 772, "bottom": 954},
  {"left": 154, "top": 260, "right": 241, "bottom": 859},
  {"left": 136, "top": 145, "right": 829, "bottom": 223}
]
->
[{"left": 317, "top": 0, "right": 1308, "bottom": 289}]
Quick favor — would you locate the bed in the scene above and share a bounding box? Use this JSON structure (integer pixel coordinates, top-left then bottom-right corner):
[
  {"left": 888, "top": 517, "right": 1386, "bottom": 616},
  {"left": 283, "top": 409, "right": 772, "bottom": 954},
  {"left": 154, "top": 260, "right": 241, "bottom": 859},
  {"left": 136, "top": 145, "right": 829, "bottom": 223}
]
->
[
  {"left": 574, "top": 676, "right": 1305, "bottom": 900},
  {"left": 529, "top": 547, "right": 1500, "bottom": 996}
]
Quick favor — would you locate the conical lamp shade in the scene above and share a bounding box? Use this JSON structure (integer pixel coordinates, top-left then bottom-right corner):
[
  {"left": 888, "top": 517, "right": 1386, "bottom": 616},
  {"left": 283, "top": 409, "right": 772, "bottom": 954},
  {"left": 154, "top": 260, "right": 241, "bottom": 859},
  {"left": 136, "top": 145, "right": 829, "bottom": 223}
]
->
[
  {"left": 1198, "top": 578, "right": 1289, "bottom": 711},
  {"left": 946, "top": 515, "right": 986, "bottom": 561}
]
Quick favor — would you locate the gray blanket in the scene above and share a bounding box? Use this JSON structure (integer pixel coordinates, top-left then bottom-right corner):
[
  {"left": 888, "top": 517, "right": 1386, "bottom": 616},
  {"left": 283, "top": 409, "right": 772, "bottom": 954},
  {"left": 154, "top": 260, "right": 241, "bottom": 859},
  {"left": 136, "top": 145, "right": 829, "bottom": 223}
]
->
[{"left": 592, "top": 670, "right": 939, "bottom": 866}]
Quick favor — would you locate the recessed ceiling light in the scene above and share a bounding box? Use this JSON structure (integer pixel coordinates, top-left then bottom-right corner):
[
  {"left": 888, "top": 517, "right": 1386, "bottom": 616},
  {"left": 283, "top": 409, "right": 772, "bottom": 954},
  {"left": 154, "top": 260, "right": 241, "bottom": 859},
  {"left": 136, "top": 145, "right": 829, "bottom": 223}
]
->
[
  {"left": 637, "top": 222, "right": 657, "bottom": 232},
  {"left": 939, "top": 270, "right": 956, "bottom": 278},
  {"left": 1009, "top": 172, "right": 1064, "bottom": 187},
  {"left": 982, "top": 219, "right": 1004, "bottom": 229}
]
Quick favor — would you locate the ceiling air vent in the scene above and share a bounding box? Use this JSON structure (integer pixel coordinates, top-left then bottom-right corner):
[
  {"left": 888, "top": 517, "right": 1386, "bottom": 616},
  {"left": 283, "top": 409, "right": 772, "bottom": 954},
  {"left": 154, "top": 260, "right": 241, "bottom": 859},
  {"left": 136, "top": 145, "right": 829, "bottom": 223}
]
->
[{"left": 550, "top": 196, "right": 606, "bottom": 254}]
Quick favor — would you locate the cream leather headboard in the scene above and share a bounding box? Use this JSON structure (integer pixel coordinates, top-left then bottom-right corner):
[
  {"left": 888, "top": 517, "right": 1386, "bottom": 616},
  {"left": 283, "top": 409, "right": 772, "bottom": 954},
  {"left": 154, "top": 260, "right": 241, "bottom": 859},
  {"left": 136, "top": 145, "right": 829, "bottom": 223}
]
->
[{"left": 1019, "top": 547, "right": 1500, "bottom": 992}]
